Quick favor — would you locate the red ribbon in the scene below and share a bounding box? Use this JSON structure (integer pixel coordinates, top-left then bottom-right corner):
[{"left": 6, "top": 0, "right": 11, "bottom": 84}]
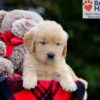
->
[{"left": 0, "top": 31, "right": 24, "bottom": 57}]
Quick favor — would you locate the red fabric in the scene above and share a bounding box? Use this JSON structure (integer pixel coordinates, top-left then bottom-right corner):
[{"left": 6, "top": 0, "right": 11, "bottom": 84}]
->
[
  {"left": 14, "top": 80, "right": 71, "bottom": 100},
  {"left": 0, "top": 32, "right": 23, "bottom": 57},
  {"left": 1, "top": 73, "right": 85, "bottom": 100},
  {"left": 14, "top": 90, "right": 71, "bottom": 100},
  {"left": 14, "top": 90, "right": 35, "bottom": 100}
]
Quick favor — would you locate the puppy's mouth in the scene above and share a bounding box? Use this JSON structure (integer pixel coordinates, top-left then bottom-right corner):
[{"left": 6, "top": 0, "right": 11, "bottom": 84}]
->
[{"left": 47, "top": 58, "right": 55, "bottom": 62}]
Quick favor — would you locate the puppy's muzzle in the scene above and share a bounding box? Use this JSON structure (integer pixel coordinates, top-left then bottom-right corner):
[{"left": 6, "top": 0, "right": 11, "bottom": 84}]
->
[{"left": 47, "top": 53, "right": 55, "bottom": 60}]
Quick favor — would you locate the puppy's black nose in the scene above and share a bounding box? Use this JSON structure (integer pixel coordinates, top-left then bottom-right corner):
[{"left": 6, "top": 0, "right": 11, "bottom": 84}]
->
[{"left": 47, "top": 53, "right": 55, "bottom": 59}]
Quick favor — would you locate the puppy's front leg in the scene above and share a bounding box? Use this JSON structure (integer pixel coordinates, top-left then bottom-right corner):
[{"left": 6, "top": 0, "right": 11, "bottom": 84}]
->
[
  {"left": 23, "top": 69, "right": 37, "bottom": 89},
  {"left": 58, "top": 69, "right": 77, "bottom": 92},
  {"left": 67, "top": 64, "right": 88, "bottom": 89}
]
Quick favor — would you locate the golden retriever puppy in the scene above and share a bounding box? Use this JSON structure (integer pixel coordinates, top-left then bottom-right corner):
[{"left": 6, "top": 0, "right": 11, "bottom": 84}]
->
[{"left": 23, "top": 20, "right": 78, "bottom": 92}]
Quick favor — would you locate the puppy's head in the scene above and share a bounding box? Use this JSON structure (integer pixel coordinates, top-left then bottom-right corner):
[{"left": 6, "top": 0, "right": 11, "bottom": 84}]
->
[{"left": 24, "top": 20, "right": 68, "bottom": 64}]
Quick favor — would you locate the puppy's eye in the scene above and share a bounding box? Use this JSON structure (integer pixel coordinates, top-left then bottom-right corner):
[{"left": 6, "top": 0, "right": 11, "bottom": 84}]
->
[
  {"left": 56, "top": 43, "right": 61, "bottom": 46},
  {"left": 39, "top": 41, "right": 46, "bottom": 45}
]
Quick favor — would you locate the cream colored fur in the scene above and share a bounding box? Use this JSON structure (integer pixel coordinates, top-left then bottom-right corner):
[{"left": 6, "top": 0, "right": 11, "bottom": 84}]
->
[
  {"left": 23, "top": 20, "right": 77, "bottom": 92},
  {"left": 23, "top": 20, "right": 87, "bottom": 96}
]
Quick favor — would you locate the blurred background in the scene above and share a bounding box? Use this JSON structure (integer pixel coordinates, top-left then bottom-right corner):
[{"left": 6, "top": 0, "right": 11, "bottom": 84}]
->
[{"left": 0, "top": 0, "right": 100, "bottom": 99}]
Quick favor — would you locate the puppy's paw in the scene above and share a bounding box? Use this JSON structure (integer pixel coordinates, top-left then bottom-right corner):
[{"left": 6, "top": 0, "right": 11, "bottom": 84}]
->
[
  {"left": 60, "top": 80, "right": 77, "bottom": 92},
  {"left": 23, "top": 77, "right": 37, "bottom": 89}
]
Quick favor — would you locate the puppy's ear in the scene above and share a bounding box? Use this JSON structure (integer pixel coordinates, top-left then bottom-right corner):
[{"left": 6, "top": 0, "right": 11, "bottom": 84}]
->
[
  {"left": 62, "top": 31, "right": 69, "bottom": 57},
  {"left": 24, "top": 29, "right": 35, "bottom": 53},
  {"left": 62, "top": 44, "right": 67, "bottom": 57}
]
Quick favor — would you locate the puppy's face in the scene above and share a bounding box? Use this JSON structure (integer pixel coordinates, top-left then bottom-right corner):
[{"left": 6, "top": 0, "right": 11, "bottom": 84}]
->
[
  {"left": 24, "top": 21, "right": 68, "bottom": 64},
  {"left": 35, "top": 33, "right": 66, "bottom": 64}
]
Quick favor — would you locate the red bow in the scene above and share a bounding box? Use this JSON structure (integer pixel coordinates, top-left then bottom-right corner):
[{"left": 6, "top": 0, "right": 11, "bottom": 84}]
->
[{"left": 0, "top": 31, "right": 24, "bottom": 57}]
